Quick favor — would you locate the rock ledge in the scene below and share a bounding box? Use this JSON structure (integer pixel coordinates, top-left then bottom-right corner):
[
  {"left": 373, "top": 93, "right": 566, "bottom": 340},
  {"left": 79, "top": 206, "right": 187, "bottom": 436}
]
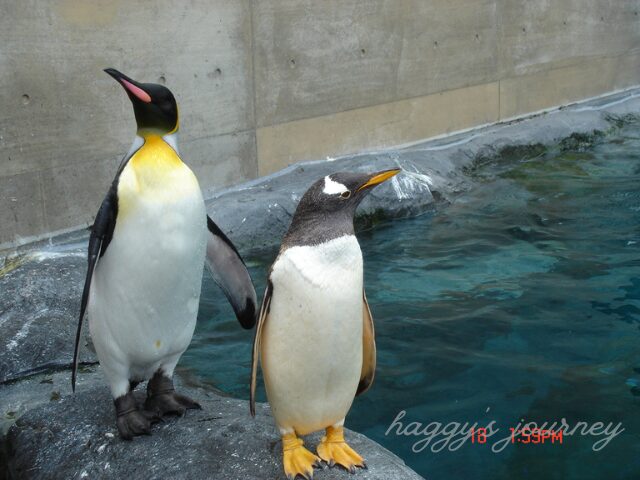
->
[{"left": 5, "top": 371, "right": 421, "bottom": 480}]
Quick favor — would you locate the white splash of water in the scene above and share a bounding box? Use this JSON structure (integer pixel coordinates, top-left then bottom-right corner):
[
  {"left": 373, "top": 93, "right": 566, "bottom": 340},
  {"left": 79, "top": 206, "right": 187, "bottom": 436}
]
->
[{"left": 390, "top": 168, "right": 433, "bottom": 200}]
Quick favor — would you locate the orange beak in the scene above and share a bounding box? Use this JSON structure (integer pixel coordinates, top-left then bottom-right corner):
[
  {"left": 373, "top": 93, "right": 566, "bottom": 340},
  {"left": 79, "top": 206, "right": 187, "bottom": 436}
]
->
[{"left": 357, "top": 168, "right": 401, "bottom": 191}]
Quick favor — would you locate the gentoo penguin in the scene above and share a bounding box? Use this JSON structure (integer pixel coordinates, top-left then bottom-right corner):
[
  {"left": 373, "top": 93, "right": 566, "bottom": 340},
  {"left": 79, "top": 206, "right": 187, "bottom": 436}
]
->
[
  {"left": 250, "top": 169, "right": 400, "bottom": 479},
  {"left": 72, "top": 69, "right": 257, "bottom": 440}
]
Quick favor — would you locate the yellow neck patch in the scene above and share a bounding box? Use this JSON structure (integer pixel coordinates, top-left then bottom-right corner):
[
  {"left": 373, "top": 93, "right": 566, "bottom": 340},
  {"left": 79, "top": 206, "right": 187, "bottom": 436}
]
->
[
  {"left": 117, "top": 134, "right": 199, "bottom": 219},
  {"left": 129, "top": 134, "right": 183, "bottom": 184}
]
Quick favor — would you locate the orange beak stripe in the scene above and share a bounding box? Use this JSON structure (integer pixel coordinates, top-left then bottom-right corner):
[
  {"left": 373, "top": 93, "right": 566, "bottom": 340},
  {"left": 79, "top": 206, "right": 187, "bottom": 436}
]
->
[{"left": 357, "top": 168, "right": 401, "bottom": 191}]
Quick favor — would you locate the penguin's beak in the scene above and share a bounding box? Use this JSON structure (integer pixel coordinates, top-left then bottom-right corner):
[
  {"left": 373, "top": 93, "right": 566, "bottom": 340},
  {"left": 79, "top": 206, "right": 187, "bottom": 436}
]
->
[
  {"left": 357, "top": 168, "right": 401, "bottom": 191},
  {"left": 104, "top": 68, "right": 152, "bottom": 103}
]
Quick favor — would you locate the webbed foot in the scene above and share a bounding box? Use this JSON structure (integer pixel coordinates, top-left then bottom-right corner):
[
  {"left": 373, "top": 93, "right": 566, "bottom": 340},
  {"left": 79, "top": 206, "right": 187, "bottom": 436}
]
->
[
  {"left": 317, "top": 425, "right": 366, "bottom": 473},
  {"left": 144, "top": 371, "right": 201, "bottom": 416},
  {"left": 282, "top": 433, "right": 323, "bottom": 480},
  {"left": 114, "top": 392, "right": 161, "bottom": 440}
]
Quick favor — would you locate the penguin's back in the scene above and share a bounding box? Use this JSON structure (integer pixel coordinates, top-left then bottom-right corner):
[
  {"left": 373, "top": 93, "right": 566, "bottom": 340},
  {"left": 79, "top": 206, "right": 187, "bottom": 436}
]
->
[{"left": 262, "top": 234, "right": 364, "bottom": 434}]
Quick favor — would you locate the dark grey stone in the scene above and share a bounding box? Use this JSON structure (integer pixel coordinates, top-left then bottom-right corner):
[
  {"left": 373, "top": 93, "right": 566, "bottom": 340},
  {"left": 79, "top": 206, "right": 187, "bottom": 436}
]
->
[
  {"left": 0, "top": 367, "right": 104, "bottom": 439},
  {"left": 0, "top": 250, "right": 96, "bottom": 383},
  {"left": 4, "top": 370, "right": 422, "bottom": 480}
]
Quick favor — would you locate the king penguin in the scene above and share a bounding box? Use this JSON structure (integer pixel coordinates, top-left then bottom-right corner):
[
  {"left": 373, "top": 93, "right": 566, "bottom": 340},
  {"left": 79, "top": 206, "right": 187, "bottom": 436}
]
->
[
  {"left": 250, "top": 168, "right": 400, "bottom": 479},
  {"left": 72, "top": 68, "right": 258, "bottom": 440}
]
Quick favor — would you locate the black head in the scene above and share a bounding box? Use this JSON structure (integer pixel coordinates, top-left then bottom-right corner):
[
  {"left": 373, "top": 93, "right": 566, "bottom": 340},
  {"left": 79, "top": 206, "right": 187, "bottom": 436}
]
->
[
  {"left": 283, "top": 168, "right": 401, "bottom": 247},
  {"left": 105, "top": 68, "right": 179, "bottom": 135}
]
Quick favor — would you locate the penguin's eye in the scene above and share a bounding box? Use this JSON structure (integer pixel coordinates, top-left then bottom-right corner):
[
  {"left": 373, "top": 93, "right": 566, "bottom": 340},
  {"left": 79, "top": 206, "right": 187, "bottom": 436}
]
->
[{"left": 340, "top": 190, "right": 351, "bottom": 199}]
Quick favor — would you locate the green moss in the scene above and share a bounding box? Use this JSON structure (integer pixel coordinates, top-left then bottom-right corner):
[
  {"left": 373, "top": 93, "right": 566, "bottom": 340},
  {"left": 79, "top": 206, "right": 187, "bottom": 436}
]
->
[
  {"left": 78, "top": 364, "right": 95, "bottom": 374},
  {"left": 464, "top": 143, "right": 548, "bottom": 180},
  {"left": 604, "top": 113, "right": 640, "bottom": 129},
  {"left": 559, "top": 130, "right": 605, "bottom": 152},
  {"left": 498, "top": 143, "right": 548, "bottom": 160},
  {"left": 0, "top": 254, "right": 29, "bottom": 278}
]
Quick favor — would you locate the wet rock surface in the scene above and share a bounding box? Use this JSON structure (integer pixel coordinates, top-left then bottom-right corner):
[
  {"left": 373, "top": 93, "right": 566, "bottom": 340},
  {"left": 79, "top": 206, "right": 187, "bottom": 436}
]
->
[
  {"left": 0, "top": 252, "right": 96, "bottom": 383},
  {"left": 0, "top": 368, "right": 104, "bottom": 440},
  {"left": 4, "top": 370, "right": 421, "bottom": 480}
]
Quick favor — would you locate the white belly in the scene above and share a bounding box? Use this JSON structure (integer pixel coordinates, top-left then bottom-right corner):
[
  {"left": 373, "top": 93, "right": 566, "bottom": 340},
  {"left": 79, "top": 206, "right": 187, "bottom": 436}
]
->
[
  {"left": 262, "top": 235, "right": 363, "bottom": 435},
  {"left": 88, "top": 167, "right": 207, "bottom": 386}
]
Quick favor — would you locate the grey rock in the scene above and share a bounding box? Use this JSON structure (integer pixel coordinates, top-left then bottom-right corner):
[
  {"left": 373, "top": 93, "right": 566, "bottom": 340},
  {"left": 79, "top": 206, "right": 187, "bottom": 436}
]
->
[
  {"left": 0, "top": 250, "right": 96, "bottom": 383},
  {"left": 0, "top": 367, "right": 104, "bottom": 439},
  {"left": 0, "top": 366, "right": 106, "bottom": 480},
  {"left": 5, "top": 371, "right": 422, "bottom": 480}
]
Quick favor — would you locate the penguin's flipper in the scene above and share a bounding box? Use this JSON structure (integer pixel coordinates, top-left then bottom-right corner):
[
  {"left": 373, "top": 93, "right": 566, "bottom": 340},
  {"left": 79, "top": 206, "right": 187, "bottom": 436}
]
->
[
  {"left": 356, "top": 290, "right": 376, "bottom": 396},
  {"left": 72, "top": 187, "right": 118, "bottom": 392},
  {"left": 250, "top": 280, "right": 272, "bottom": 417},
  {"left": 205, "top": 215, "right": 257, "bottom": 329}
]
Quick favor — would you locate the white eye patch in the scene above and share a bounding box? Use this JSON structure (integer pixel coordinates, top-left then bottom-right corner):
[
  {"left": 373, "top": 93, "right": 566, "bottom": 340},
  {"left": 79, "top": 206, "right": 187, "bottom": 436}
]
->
[{"left": 323, "top": 175, "right": 348, "bottom": 195}]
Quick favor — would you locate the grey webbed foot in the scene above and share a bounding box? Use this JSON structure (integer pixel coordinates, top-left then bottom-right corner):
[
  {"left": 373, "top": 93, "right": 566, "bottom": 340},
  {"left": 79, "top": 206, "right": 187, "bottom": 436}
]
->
[
  {"left": 145, "top": 370, "right": 201, "bottom": 417},
  {"left": 114, "top": 392, "right": 161, "bottom": 440}
]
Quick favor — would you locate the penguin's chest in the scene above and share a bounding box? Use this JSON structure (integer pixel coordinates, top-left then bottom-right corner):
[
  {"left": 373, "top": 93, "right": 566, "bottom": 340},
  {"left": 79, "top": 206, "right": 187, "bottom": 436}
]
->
[
  {"left": 115, "top": 163, "right": 207, "bottom": 267},
  {"left": 89, "top": 141, "right": 207, "bottom": 365},
  {"left": 109, "top": 140, "right": 207, "bottom": 299},
  {"left": 262, "top": 235, "right": 364, "bottom": 433},
  {"left": 111, "top": 174, "right": 207, "bottom": 285}
]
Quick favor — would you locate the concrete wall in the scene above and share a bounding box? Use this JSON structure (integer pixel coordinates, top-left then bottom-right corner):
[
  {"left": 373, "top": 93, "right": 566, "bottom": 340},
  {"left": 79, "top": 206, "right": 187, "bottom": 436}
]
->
[{"left": 1, "top": 0, "right": 639, "bottom": 247}]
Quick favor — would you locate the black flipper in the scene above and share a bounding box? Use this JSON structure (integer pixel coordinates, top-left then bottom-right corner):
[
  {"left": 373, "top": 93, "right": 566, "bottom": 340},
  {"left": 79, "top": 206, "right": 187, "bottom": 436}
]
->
[
  {"left": 71, "top": 186, "right": 118, "bottom": 392},
  {"left": 205, "top": 215, "right": 257, "bottom": 329}
]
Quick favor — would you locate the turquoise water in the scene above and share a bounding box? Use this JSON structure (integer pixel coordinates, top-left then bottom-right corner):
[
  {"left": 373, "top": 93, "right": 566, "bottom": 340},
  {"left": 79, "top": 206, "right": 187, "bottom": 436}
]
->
[{"left": 183, "top": 121, "right": 640, "bottom": 479}]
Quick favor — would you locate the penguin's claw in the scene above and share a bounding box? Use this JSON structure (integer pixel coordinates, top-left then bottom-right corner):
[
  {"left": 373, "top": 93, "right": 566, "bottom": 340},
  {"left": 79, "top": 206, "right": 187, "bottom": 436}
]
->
[
  {"left": 145, "top": 371, "right": 201, "bottom": 417},
  {"left": 114, "top": 392, "right": 161, "bottom": 440},
  {"left": 316, "top": 426, "right": 366, "bottom": 473},
  {"left": 140, "top": 409, "right": 164, "bottom": 423},
  {"left": 116, "top": 410, "right": 153, "bottom": 440},
  {"left": 282, "top": 433, "right": 322, "bottom": 480},
  {"left": 145, "top": 391, "right": 201, "bottom": 417}
]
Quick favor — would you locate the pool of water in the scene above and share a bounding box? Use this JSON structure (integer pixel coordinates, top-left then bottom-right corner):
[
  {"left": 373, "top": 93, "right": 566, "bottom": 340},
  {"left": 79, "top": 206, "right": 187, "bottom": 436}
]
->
[{"left": 182, "top": 121, "right": 640, "bottom": 480}]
